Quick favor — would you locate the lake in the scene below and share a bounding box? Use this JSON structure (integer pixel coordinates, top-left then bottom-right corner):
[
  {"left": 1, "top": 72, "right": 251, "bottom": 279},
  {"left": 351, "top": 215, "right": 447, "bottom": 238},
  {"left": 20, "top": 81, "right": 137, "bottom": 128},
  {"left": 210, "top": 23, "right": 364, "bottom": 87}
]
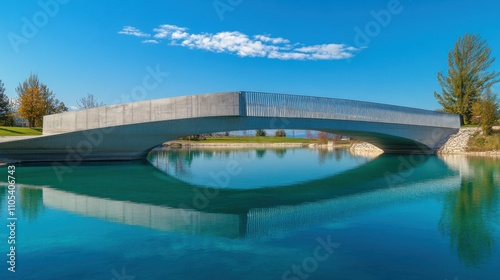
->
[{"left": 1, "top": 147, "right": 499, "bottom": 279}]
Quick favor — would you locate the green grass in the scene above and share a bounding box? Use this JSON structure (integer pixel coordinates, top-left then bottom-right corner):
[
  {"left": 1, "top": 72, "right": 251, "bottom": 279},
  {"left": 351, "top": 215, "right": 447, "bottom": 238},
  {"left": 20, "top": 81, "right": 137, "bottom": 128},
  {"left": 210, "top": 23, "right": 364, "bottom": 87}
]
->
[
  {"left": 467, "top": 130, "right": 500, "bottom": 151},
  {"left": 0, "top": 126, "right": 42, "bottom": 136},
  {"left": 461, "top": 124, "right": 480, "bottom": 128},
  {"left": 184, "top": 136, "right": 317, "bottom": 144}
]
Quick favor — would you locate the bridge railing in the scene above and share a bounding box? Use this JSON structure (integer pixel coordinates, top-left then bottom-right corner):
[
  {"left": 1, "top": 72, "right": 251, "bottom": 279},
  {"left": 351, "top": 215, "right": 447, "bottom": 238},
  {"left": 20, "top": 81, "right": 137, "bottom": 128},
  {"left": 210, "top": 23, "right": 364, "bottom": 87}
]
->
[{"left": 240, "top": 91, "right": 460, "bottom": 128}]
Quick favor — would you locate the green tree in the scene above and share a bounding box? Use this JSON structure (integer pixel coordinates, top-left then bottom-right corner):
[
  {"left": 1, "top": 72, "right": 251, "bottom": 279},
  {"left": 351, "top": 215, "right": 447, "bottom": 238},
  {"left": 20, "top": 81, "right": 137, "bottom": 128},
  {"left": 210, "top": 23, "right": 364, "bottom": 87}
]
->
[
  {"left": 77, "top": 93, "right": 104, "bottom": 109},
  {"left": 16, "top": 73, "right": 67, "bottom": 127},
  {"left": 472, "top": 88, "right": 499, "bottom": 135},
  {"left": 275, "top": 129, "right": 286, "bottom": 137},
  {"left": 0, "top": 79, "right": 13, "bottom": 125},
  {"left": 434, "top": 33, "right": 500, "bottom": 125},
  {"left": 255, "top": 129, "right": 266, "bottom": 136}
]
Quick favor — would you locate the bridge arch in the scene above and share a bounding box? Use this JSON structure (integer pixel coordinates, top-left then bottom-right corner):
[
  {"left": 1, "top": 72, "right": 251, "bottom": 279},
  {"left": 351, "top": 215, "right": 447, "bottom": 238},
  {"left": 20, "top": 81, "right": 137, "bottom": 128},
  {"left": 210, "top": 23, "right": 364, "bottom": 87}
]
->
[{"left": 0, "top": 91, "right": 460, "bottom": 163}]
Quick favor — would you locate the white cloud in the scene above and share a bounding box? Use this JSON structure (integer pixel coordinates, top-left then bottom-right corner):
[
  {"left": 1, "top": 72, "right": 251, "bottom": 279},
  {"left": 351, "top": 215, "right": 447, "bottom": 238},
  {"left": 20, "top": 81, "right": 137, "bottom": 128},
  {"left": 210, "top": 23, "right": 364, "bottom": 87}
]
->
[
  {"left": 253, "top": 35, "right": 290, "bottom": 45},
  {"left": 118, "top": 26, "right": 150, "bottom": 38},
  {"left": 119, "top": 24, "right": 360, "bottom": 61},
  {"left": 142, "top": 39, "right": 159, "bottom": 44},
  {"left": 268, "top": 51, "right": 307, "bottom": 60},
  {"left": 295, "top": 44, "right": 356, "bottom": 59},
  {"left": 153, "top": 24, "right": 188, "bottom": 39}
]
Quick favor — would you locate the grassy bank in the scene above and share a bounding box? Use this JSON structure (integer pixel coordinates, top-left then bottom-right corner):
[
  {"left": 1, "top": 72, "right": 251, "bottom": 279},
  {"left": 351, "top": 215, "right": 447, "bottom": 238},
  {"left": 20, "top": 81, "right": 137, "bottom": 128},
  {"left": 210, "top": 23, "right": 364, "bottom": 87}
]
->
[
  {"left": 467, "top": 130, "right": 500, "bottom": 152},
  {"left": 178, "top": 136, "right": 354, "bottom": 148},
  {"left": 184, "top": 136, "right": 316, "bottom": 144},
  {"left": 0, "top": 126, "right": 42, "bottom": 136}
]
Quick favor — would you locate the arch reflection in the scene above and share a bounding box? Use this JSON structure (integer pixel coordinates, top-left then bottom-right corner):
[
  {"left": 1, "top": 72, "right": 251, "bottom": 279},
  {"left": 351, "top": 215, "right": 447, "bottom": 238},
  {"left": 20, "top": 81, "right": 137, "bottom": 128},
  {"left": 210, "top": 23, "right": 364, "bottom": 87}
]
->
[
  {"left": 147, "top": 147, "right": 380, "bottom": 189},
  {"left": 2, "top": 155, "right": 451, "bottom": 232},
  {"left": 1, "top": 154, "right": 499, "bottom": 267}
]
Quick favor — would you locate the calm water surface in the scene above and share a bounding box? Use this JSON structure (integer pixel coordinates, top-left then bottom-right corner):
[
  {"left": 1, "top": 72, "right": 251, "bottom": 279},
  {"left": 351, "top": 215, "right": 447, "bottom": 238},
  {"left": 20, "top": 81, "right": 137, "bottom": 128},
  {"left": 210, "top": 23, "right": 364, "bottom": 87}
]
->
[{"left": 0, "top": 147, "right": 499, "bottom": 280}]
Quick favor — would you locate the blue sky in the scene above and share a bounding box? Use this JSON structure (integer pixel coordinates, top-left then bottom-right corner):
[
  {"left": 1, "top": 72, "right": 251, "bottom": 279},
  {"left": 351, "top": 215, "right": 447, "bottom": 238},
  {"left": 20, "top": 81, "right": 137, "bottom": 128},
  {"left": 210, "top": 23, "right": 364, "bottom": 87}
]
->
[{"left": 1, "top": 0, "right": 499, "bottom": 111}]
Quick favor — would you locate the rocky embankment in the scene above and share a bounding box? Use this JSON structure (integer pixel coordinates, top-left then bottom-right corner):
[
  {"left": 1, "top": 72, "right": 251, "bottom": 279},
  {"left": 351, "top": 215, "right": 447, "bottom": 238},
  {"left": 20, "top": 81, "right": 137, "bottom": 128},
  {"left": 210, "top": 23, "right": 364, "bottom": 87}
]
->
[
  {"left": 349, "top": 142, "right": 383, "bottom": 153},
  {"left": 436, "top": 128, "right": 478, "bottom": 154},
  {"left": 349, "top": 127, "right": 500, "bottom": 156},
  {"left": 438, "top": 127, "right": 500, "bottom": 156}
]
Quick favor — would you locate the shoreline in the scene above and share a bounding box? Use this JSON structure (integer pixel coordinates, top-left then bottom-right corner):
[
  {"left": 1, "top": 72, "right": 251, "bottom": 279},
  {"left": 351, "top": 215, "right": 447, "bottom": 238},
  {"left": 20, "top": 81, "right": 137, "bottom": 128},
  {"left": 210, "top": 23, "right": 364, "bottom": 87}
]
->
[
  {"left": 439, "top": 151, "right": 500, "bottom": 157},
  {"left": 164, "top": 136, "right": 500, "bottom": 157},
  {"left": 162, "top": 140, "right": 351, "bottom": 149}
]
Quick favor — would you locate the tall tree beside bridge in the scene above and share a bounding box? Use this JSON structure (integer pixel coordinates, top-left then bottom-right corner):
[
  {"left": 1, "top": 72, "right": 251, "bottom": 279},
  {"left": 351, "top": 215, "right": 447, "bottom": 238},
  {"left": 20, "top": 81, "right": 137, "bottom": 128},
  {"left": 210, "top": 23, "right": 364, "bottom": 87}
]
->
[
  {"left": 16, "top": 73, "right": 67, "bottom": 127},
  {"left": 434, "top": 33, "right": 499, "bottom": 125}
]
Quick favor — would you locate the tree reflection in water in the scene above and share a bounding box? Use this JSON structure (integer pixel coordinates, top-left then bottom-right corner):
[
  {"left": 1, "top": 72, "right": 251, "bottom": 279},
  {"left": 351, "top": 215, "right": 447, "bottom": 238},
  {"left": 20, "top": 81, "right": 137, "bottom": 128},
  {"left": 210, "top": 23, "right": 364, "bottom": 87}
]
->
[
  {"left": 0, "top": 186, "right": 6, "bottom": 215},
  {"left": 439, "top": 156, "right": 500, "bottom": 267},
  {"left": 19, "top": 187, "right": 44, "bottom": 223},
  {"left": 274, "top": 148, "right": 287, "bottom": 158},
  {"left": 150, "top": 148, "right": 201, "bottom": 177},
  {"left": 255, "top": 149, "right": 266, "bottom": 159}
]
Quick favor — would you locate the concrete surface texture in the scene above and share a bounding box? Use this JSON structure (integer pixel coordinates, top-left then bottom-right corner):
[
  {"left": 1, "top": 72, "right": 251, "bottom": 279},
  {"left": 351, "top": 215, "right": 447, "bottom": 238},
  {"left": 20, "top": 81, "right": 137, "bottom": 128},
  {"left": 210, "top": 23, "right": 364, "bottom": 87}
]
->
[{"left": 0, "top": 91, "right": 460, "bottom": 163}]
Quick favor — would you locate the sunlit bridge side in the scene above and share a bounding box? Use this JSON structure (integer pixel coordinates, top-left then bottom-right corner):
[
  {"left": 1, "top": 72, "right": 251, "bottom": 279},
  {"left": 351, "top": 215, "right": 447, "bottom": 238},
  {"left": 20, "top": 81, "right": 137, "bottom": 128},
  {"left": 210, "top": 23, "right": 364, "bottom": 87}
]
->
[{"left": 0, "top": 91, "right": 460, "bottom": 163}]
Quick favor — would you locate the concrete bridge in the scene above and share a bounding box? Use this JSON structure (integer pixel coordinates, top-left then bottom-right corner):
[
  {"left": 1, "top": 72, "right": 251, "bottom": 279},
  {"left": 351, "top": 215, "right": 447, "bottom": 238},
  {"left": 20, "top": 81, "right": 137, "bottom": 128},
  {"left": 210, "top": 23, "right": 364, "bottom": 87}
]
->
[{"left": 0, "top": 91, "right": 460, "bottom": 163}]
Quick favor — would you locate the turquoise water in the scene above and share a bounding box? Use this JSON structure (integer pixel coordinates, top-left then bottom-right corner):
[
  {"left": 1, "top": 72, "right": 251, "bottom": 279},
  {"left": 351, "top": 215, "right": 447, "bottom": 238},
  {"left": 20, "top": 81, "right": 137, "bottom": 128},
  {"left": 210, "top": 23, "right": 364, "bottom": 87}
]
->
[{"left": 0, "top": 148, "right": 499, "bottom": 279}]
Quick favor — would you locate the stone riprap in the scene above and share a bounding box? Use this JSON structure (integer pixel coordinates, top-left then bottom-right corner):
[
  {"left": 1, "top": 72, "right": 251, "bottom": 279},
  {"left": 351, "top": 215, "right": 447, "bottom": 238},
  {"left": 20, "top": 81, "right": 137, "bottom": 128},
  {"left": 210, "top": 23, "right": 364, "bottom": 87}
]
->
[{"left": 437, "top": 128, "right": 478, "bottom": 154}]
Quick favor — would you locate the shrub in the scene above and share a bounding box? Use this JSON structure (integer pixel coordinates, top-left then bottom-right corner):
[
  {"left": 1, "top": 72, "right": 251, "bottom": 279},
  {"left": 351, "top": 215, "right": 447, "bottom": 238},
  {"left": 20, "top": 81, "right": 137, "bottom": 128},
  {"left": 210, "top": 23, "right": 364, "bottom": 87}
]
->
[
  {"left": 255, "top": 129, "right": 266, "bottom": 137},
  {"left": 275, "top": 129, "right": 286, "bottom": 137}
]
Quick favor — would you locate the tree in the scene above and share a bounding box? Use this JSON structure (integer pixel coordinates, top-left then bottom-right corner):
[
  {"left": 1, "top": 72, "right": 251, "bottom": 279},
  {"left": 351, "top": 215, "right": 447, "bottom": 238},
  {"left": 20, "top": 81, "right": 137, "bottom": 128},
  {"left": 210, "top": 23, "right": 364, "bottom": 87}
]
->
[
  {"left": 434, "top": 33, "right": 500, "bottom": 125},
  {"left": 275, "top": 129, "right": 286, "bottom": 137},
  {"left": 18, "top": 88, "right": 46, "bottom": 128},
  {"left": 472, "top": 88, "right": 498, "bottom": 135},
  {"left": 77, "top": 93, "right": 104, "bottom": 109},
  {"left": 317, "top": 131, "right": 328, "bottom": 144},
  {"left": 305, "top": 130, "right": 316, "bottom": 139},
  {"left": 255, "top": 129, "right": 266, "bottom": 136},
  {"left": 0, "top": 80, "right": 13, "bottom": 125},
  {"left": 16, "top": 74, "right": 67, "bottom": 127}
]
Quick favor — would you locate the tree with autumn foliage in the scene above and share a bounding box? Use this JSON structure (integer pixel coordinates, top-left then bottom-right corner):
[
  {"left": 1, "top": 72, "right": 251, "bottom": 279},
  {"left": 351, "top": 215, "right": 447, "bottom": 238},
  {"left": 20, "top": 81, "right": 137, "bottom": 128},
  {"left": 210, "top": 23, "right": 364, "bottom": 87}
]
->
[
  {"left": 16, "top": 74, "right": 67, "bottom": 127},
  {"left": 18, "top": 88, "right": 46, "bottom": 128},
  {"left": 472, "top": 88, "right": 499, "bottom": 135}
]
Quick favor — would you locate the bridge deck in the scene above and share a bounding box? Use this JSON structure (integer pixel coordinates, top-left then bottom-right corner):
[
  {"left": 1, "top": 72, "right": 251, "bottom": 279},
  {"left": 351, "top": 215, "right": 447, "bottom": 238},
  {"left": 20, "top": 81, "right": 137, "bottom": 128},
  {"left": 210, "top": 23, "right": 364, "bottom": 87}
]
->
[{"left": 0, "top": 91, "right": 460, "bottom": 163}]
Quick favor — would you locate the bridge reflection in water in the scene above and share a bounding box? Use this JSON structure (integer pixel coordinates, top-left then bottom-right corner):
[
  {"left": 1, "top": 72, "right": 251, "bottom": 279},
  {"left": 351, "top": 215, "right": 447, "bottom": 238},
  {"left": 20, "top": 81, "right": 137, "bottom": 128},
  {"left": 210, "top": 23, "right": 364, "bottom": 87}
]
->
[
  {"left": 2, "top": 149, "right": 499, "bottom": 275},
  {"left": 7, "top": 154, "right": 461, "bottom": 239}
]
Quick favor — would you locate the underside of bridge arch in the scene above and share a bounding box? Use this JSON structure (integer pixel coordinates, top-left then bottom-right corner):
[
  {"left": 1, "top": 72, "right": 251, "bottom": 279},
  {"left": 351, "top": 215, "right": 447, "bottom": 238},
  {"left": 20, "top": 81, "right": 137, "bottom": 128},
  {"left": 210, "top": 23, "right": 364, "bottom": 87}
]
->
[
  {"left": 0, "top": 115, "right": 458, "bottom": 163},
  {"left": 141, "top": 116, "right": 440, "bottom": 154}
]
